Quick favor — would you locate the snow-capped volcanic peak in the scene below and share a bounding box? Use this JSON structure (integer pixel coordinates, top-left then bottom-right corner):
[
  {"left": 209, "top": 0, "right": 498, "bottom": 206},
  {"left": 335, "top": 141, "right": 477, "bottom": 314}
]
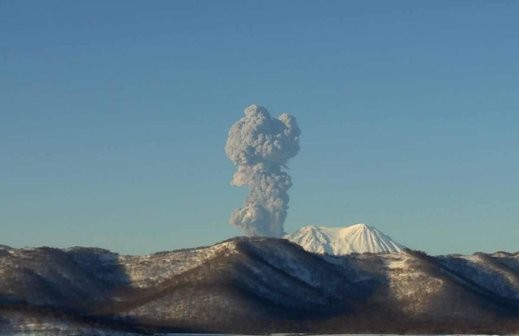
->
[{"left": 286, "top": 223, "right": 405, "bottom": 255}]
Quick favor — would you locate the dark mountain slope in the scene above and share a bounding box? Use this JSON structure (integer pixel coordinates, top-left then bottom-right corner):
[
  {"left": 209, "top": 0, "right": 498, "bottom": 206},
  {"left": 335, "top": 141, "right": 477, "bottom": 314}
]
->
[
  {"left": 0, "top": 246, "right": 131, "bottom": 310},
  {"left": 0, "top": 239, "right": 518, "bottom": 334}
]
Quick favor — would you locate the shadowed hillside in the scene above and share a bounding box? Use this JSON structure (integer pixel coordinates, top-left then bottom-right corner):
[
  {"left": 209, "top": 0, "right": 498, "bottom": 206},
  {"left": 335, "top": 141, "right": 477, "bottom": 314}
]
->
[{"left": 0, "top": 239, "right": 518, "bottom": 334}]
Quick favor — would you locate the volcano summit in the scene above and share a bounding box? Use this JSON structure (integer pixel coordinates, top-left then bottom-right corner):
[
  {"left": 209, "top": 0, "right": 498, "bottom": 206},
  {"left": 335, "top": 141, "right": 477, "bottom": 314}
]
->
[{"left": 286, "top": 223, "right": 405, "bottom": 255}]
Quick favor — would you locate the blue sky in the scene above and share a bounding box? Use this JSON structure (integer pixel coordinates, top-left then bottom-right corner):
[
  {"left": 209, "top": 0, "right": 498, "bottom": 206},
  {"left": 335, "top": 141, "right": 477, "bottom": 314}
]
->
[{"left": 1, "top": 0, "right": 518, "bottom": 255}]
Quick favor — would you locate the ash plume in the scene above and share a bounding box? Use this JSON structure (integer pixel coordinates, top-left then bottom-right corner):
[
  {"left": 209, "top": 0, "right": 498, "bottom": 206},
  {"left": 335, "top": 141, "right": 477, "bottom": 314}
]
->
[{"left": 225, "top": 104, "right": 300, "bottom": 237}]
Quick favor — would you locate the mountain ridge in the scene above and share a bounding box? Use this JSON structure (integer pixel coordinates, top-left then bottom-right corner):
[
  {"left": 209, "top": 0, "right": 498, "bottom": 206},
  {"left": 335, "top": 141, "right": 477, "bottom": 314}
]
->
[{"left": 1, "top": 236, "right": 519, "bottom": 334}]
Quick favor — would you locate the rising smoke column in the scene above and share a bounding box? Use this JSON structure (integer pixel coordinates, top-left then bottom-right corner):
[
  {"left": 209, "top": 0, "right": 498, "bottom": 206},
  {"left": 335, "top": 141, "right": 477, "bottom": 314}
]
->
[{"left": 225, "top": 104, "right": 300, "bottom": 237}]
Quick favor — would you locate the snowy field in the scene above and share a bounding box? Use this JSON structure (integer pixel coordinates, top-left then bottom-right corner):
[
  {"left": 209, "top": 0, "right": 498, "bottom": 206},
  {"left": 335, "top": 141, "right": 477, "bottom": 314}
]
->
[{"left": 2, "top": 333, "right": 503, "bottom": 336}]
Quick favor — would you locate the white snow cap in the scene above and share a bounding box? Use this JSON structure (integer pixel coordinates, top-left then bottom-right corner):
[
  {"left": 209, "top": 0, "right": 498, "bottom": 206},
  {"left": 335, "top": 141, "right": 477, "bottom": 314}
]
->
[
  {"left": 286, "top": 223, "right": 405, "bottom": 255},
  {"left": 225, "top": 104, "right": 300, "bottom": 237}
]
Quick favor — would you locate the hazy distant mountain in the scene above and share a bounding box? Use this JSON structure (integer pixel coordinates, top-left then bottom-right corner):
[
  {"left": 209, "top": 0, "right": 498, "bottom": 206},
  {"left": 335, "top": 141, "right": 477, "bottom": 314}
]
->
[
  {"left": 286, "top": 223, "right": 405, "bottom": 255},
  {"left": 0, "top": 238, "right": 518, "bottom": 335}
]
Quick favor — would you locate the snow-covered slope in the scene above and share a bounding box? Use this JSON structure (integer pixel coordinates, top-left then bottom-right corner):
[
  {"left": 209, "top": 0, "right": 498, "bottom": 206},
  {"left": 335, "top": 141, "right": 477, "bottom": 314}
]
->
[
  {"left": 286, "top": 223, "right": 405, "bottom": 255},
  {"left": 1, "top": 238, "right": 519, "bottom": 334}
]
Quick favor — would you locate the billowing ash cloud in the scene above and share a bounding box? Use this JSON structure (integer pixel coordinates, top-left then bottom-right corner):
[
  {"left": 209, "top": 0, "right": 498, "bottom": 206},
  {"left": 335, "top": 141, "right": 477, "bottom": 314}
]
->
[{"left": 225, "top": 104, "right": 300, "bottom": 237}]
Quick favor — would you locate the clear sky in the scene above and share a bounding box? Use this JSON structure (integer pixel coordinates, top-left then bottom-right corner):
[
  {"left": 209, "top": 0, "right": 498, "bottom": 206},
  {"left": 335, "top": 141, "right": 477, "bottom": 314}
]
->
[{"left": 1, "top": 0, "right": 518, "bottom": 255}]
